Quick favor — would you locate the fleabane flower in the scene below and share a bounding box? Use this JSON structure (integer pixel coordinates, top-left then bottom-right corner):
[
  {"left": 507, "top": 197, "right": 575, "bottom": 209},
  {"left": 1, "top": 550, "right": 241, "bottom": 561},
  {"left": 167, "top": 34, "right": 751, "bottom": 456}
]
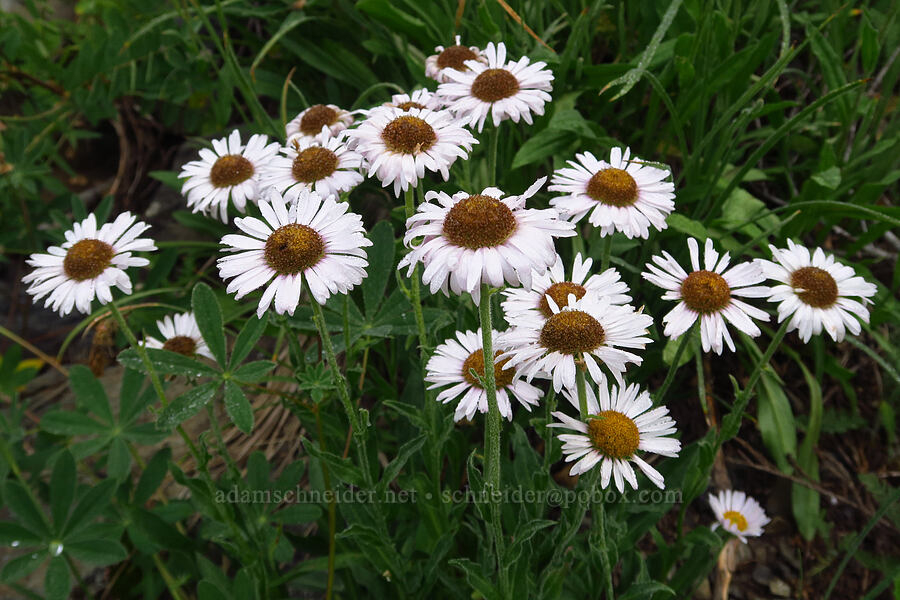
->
[
  {"left": 23, "top": 213, "right": 156, "bottom": 316},
  {"left": 756, "top": 240, "right": 877, "bottom": 343},
  {"left": 398, "top": 177, "right": 575, "bottom": 304},
  {"left": 425, "top": 35, "right": 487, "bottom": 83},
  {"left": 501, "top": 252, "right": 631, "bottom": 323},
  {"left": 437, "top": 41, "right": 553, "bottom": 132},
  {"left": 179, "top": 129, "right": 280, "bottom": 222},
  {"left": 549, "top": 383, "right": 680, "bottom": 491},
  {"left": 259, "top": 135, "right": 364, "bottom": 200},
  {"left": 549, "top": 147, "right": 675, "bottom": 239},
  {"left": 502, "top": 292, "right": 652, "bottom": 392},
  {"left": 425, "top": 329, "right": 541, "bottom": 422},
  {"left": 286, "top": 104, "right": 354, "bottom": 145},
  {"left": 143, "top": 312, "right": 213, "bottom": 360},
  {"left": 709, "top": 490, "right": 770, "bottom": 543},
  {"left": 217, "top": 188, "right": 371, "bottom": 317},
  {"left": 347, "top": 106, "right": 477, "bottom": 197},
  {"left": 642, "top": 238, "right": 770, "bottom": 355}
]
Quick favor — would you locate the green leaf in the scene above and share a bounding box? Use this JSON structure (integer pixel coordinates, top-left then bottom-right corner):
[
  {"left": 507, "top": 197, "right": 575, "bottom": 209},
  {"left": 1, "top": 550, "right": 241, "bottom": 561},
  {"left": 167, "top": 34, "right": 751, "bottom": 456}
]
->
[
  {"left": 107, "top": 437, "right": 131, "bottom": 481},
  {"left": 619, "top": 581, "right": 676, "bottom": 600},
  {"left": 811, "top": 166, "right": 841, "bottom": 190},
  {"left": 377, "top": 434, "right": 426, "bottom": 494},
  {"left": 198, "top": 580, "right": 229, "bottom": 600},
  {"left": 662, "top": 333, "right": 696, "bottom": 367},
  {"left": 756, "top": 371, "right": 797, "bottom": 472},
  {"left": 0, "top": 522, "right": 42, "bottom": 547},
  {"left": 65, "top": 539, "right": 127, "bottom": 566},
  {"left": 232, "top": 360, "right": 275, "bottom": 383},
  {"left": 3, "top": 481, "right": 49, "bottom": 537},
  {"left": 275, "top": 504, "right": 323, "bottom": 524},
  {"left": 157, "top": 381, "right": 220, "bottom": 430},
  {"left": 63, "top": 479, "right": 117, "bottom": 537},
  {"left": 224, "top": 381, "right": 254, "bottom": 434},
  {"left": 793, "top": 364, "right": 824, "bottom": 540},
  {"left": 69, "top": 365, "right": 113, "bottom": 424},
  {"left": 448, "top": 558, "right": 498, "bottom": 600},
  {"left": 666, "top": 213, "right": 709, "bottom": 240},
  {"left": 357, "top": 0, "right": 428, "bottom": 42},
  {"left": 134, "top": 448, "right": 171, "bottom": 505},
  {"left": 40, "top": 411, "right": 108, "bottom": 436},
  {"left": 192, "top": 283, "right": 227, "bottom": 367},
  {"left": 148, "top": 170, "right": 182, "bottom": 190},
  {"left": 511, "top": 128, "right": 572, "bottom": 169},
  {"left": 229, "top": 313, "right": 269, "bottom": 369},
  {"left": 44, "top": 556, "right": 70, "bottom": 600},
  {"left": 362, "top": 220, "right": 396, "bottom": 316},
  {"left": 50, "top": 452, "right": 76, "bottom": 531},
  {"left": 860, "top": 17, "right": 878, "bottom": 73},
  {"left": 1, "top": 549, "right": 47, "bottom": 583},
  {"left": 118, "top": 348, "right": 219, "bottom": 378}
]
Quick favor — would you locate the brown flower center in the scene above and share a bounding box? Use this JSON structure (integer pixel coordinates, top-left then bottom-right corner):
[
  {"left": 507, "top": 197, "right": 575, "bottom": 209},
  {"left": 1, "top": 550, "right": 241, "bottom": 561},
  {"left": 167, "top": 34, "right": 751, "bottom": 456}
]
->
[
  {"left": 538, "top": 282, "right": 587, "bottom": 318},
  {"left": 63, "top": 239, "right": 115, "bottom": 281},
  {"left": 586, "top": 168, "right": 638, "bottom": 207},
  {"left": 462, "top": 349, "right": 515, "bottom": 389},
  {"left": 436, "top": 45, "right": 478, "bottom": 71},
  {"left": 442, "top": 194, "right": 517, "bottom": 249},
  {"left": 209, "top": 154, "right": 254, "bottom": 188},
  {"left": 291, "top": 146, "right": 339, "bottom": 183},
  {"left": 790, "top": 266, "right": 838, "bottom": 308},
  {"left": 539, "top": 310, "right": 605, "bottom": 355},
  {"left": 381, "top": 116, "right": 437, "bottom": 154},
  {"left": 723, "top": 510, "right": 748, "bottom": 532},
  {"left": 681, "top": 270, "right": 731, "bottom": 314},
  {"left": 299, "top": 104, "right": 339, "bottom": 136},
  {"left": 264, "top": 224, "right": 325, "bottom": 275},
  {"left": 395, "top": 101, "right": 426, "bottom": 111},
  {"left": 470, "top": 68, "right": 520, "bottom": 102},
  {"left": 587, "top": 411, "right": 640, "bottom": 459},
  {"left": 162, "top": 335, "right": 197, "bottom": 356}
]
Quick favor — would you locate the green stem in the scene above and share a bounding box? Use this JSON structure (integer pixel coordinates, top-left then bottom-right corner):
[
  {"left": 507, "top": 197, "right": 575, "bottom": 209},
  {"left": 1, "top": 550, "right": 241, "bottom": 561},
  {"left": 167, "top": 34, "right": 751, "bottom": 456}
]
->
[
  {"left": 404, "top": 189, "right": 428, "bottom": 356},
  {"left": 314, "top": 406, "right": 337, "bottom": 600},
  {"left": 107, "top": 302, "right": 168, "bottom": 408},
  {"left": 593, "top": 496, "right": 614, "bottom": 600},
  {"left": 694, "top": 334, "right": 708, "bottom": 419},
  {"left": 487, "top": 124, "right": 500, "bottom": 187},
  {"left": 152, "top": 554, "right": 186, "bottom": 600},
  {"left": 306, "top": 279, "right": 373, "bottom": 488},
  {"left": 575, "top": 362, "right": 589, "bottom": 420},
  {"left": 599, "top": 234, "right": 614, "bottom": 272},
  {"left": 653, "top": 324, "right": 696, "bottom": 405},
  {"left": 342, "top": 294, "right": 352, "bottom": 363}
]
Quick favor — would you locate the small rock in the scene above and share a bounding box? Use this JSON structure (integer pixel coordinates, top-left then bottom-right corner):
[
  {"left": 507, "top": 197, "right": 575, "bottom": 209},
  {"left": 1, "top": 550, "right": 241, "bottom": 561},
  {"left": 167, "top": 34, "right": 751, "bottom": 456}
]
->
[
  {"left": 769, "top": 578, "right": 791, "bottom": 597},
  {"left": 752, "top": 563, "right": 773, "bottom": 586}
]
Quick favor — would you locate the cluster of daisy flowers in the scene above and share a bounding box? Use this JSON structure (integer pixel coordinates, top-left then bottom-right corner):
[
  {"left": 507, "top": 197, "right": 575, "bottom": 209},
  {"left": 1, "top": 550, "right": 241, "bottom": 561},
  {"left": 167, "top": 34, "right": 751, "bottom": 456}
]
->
[{"left": 20, "top": 34, "right": 881, "bottom": 545}]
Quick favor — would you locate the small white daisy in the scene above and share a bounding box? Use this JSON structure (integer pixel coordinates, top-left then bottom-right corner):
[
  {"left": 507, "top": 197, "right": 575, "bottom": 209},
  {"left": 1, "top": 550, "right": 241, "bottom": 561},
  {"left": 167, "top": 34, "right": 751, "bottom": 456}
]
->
[
  {"left": 756, "top": 240, "right": 878, "bottom": 343},
  {"left": 259, "top": 135, "right": 364, "bottom": 200},
  {"left": 377, "top": 88, "right": 444, "bottom": 113},
  {"left": 642, "top": 238, "right": 771, "bottom": 355},
  {"left": 217, "top": 188, "right": 371, "bottom": 317},
  {"left": 548, "top": 383, "right": 680, "bottom": 491},
  {"left": 425, "top": 35, "right": 487, "bottom": 83},
  {"left": 502, "top": 292, "right": 652, "bottom": 392},
  {"left": 143, "top": 312, "right": 213, "bottom": 360},
  {"left": 23, "top": 213, "right": 157, "bottom": 316},
  {"left": 285, "top": 104, "right": 354, "bottom": 145},
  {"left": 425, "top": 329, "right": 542, "bottom": 422},
  {"left": 549, "top": 147, "right": 676, "bottom": 239},
  {"left": 437, "top": 41, "right": 553, "bottom": 132},
  {"left": 179, "top": 129, "right": 280, "bottom": 222},
  {"left": 501, "top": 252, "right": 631, "bottom": 323},
  {"left": 347, "top": 106, "right": 477, "bottom": 197},
  {"left": 709, "top": 490, "right": 770, "bottom": 543},
  {"left": 398, "top": 177, "right": 575, "bottom": 304}
]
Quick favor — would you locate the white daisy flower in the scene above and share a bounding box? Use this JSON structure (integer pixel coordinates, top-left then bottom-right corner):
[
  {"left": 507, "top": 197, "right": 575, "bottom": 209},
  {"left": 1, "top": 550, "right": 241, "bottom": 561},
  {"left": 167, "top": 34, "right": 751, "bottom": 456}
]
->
[
  {"left": 425, "top": 329, "right": 542, "bottom": 422},
  {"left": 437, "top": 41, "right": 553, "bottom": 132},
  {"left": 347, "top": 106, "right": 477, "bottom": 197},
  {"left": 548, "top": 147, "right": 676, "bottom": 239},
  {"left": 217, "top": 188, "right": 371, "bottom": 317},
  {"left": 425, "top": 35, "right": 487, "bottom": 83},
  {"left": 377, "top": 88, "right": 444, "bottom": 113},
  {"left": 642, "top": 238, "right": 771, "bottom": 355},
  {"left": 756, "top": 240, "right": 878, "bottom": 343},
  {"left": 548, "top": 383, "right": 680, "bottom": 491},
  {"left": 259, "top": 135, "right": 364, "bottom": 200},
  {"left": 502, "top": 292, "right": 652, "bottom": 392},
  {"left": 179, "top": 129, "right": 280, "bottom": 222},
  {"left": 709, "top": 490, "right": 770, "bottom": 543},
  {"left": 143, "top": 312, "right": 214, "bottom": 360},
  {"left": 23, "top": 213, "right": 156, "bottom": 316},
  {"left": 501, "top": 252, "right": 631, "bottom": 323},
  {"left": 285, "top": 104, "right": 354, "bottom": 146},
  {"left": 397, "top": 177, "right": 575, "bottom": 304}
]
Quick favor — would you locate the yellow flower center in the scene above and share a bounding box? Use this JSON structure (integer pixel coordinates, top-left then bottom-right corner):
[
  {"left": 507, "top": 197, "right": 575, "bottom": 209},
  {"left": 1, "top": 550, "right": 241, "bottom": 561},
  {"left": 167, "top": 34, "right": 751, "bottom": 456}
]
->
[
  {"left": 299, "top": 104, "right": 339, "bottom": 136},
  {"left": 471, "top": 68, "right": 520, "bottom": 102},
  {"left": 723, "top": 510, "right": 748, "bottom": 532},
  {"left": 291, "top": 146, "right": 339, "bottom": 183},
  {"left": 264, "top": 224, "right": 325, "bottom": 275},
  {"left": 461, "top": 349, "right": 515, "bottom": 389},
  {"left": 586, "top": 168, "right": 638, "bottom": 207},
  {"left": 63, "top": 239, "right": 115, "bottom": 281},
  {"left": 162, "top": 335, "right": 198, "bottom": 356},
  {"left": 436, "top": 45, "right": 478, "bottom": 71},
  {"left": 587, "top": 411, "right": 640, "bottom": 459},
  {"left": 538, "top": 282, "right": 587, "bottom": 318},
  {"left": 395, "top": 101, "right": 426, "bottom": 111},
  {"left": 539, "top": 310, "right": 605, "bottom": 355},
  {"left": 209, "top": 154, "right": 254, "bottom": 188},
  {"left": 380, "top": 116, "right": 437, "bottom": 154},
  {"left": 680, "top": 270, "right": 731, "bottom": 314},
  {"left": 442, "top": 194, "right": 517, "bottom": 249},
  {"left": 790, "top": 266, "right": 838, "bottom": 308}
]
